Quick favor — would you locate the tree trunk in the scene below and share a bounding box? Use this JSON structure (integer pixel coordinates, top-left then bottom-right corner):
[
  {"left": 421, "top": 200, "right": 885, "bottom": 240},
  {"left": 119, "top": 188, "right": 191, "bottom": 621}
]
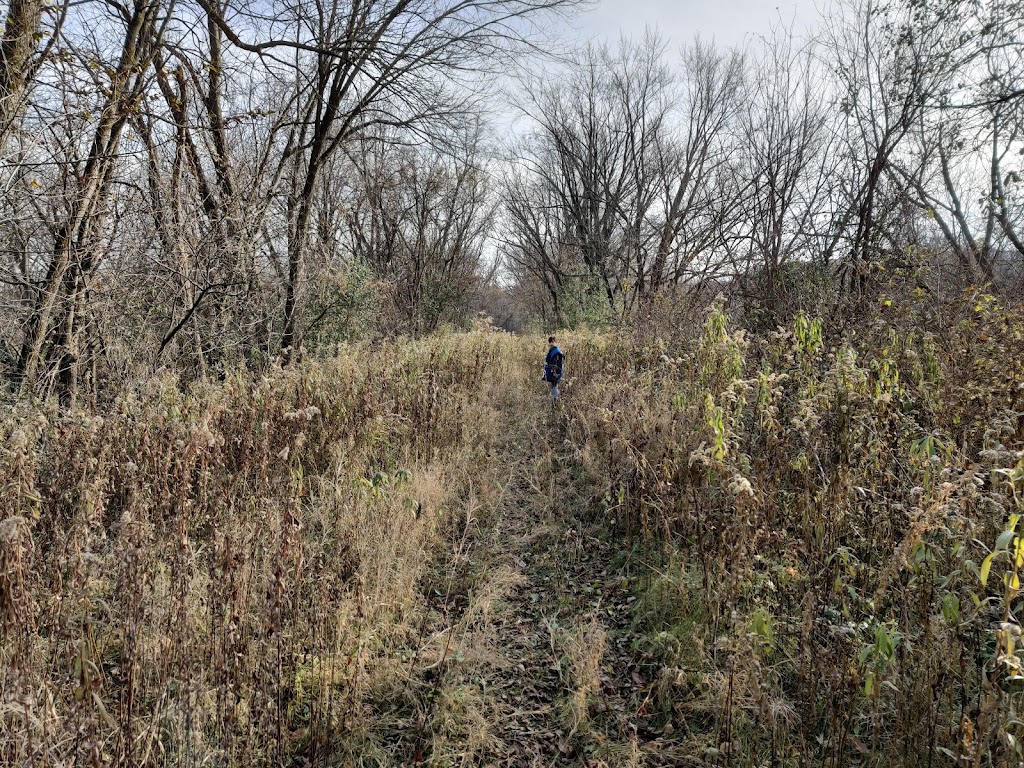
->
[
  {"left": 0, "top": 0, "right": 44, "bottom": 139},
  {"left": 16, "top": 0, "right": 159, "bottom": 400}
]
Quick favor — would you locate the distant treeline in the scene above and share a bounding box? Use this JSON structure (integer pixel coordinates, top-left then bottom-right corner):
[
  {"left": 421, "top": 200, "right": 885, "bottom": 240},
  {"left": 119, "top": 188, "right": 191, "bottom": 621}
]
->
[{"left": 1, "top": 0, "right": 1022, "bottom": 402}]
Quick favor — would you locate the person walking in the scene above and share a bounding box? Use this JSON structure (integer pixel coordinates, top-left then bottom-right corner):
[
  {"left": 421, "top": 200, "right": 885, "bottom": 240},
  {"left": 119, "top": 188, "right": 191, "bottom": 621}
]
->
[{"left": 543, "top": 336, "right": 564, "bottom": 401}]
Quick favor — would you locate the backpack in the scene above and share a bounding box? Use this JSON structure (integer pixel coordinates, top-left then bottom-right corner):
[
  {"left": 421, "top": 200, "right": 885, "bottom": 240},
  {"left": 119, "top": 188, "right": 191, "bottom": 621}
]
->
[{"left": 545, "top": 347, "right": 564, "bottom": 383}]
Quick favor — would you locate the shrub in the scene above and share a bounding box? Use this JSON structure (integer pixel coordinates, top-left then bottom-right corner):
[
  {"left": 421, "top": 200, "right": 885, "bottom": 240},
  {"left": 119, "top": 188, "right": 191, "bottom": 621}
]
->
[{"left": 558, "top": 290, "right": 1024, "bottom": 764}]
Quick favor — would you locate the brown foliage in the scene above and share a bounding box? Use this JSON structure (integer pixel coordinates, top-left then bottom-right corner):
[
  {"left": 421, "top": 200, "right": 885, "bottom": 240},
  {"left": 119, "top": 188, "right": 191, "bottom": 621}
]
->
[
  {"left": 557, "top": 290, "right": 1024, "bottom": 763},
  {"left": 0, "top": 331, "right": 524, "bottom": 766}
]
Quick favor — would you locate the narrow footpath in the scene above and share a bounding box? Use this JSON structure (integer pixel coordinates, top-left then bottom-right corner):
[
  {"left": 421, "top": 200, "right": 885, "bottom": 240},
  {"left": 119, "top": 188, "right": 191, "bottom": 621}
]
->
[{"left": 407, "top": 365, "right": 686, "bottom": 767}]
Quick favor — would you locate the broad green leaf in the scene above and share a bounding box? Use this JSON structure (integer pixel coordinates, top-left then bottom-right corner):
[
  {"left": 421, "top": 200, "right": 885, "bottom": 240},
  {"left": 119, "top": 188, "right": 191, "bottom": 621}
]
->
[{"left": 876, "top": 626, "right": 894, "bottom": 659}]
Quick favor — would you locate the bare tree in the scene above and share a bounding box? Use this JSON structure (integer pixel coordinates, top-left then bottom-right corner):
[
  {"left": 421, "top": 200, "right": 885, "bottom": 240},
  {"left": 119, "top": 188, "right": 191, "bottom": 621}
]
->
[
  {"left": 825, "top": 0, "right": 953, "bottom": 291},
  {"left": 0, "top": 0, "right": 580, "bottom": 400},
  {"left": 646, "top": 40, "right": 745, "bottom": 300},
  {"left": 340, "top": 127, "right": 495, "bottom": 334},
  {"left": 503, "top": 35, "right": 752, "bottom": 322},
  {"left": 502, "top": 154, "right": 577, "bottom": 326},
  {"left": 503, "top": 34, "right": 675, "bottom": 321},
  {"left": 0, "top": 0, "right": 58, "bottom": 140},
  {"left": 193, "top": 0, "right": 582, "bottom": 357},
  {"left": 886, "top": 0, "right": 1024, "bottom": 283},
  {"left": 729, "top": 25, "right": 839, "bottom": 319},
  {"left": 16, "top": 0, "right": 170, "bottom": 401}
]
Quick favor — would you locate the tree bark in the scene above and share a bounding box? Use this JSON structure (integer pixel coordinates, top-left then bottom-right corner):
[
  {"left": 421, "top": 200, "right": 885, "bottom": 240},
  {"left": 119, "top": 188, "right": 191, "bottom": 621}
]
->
[{"left": 0, "top": 0, "right": 44, "bottom": 139}]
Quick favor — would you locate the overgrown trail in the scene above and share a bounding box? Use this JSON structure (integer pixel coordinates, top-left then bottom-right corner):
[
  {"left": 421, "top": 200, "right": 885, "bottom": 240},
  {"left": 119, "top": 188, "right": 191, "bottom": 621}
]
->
[
  {"left": 418, "top": 356, "right": 670, "bottom": 767},
  {"left": 470, "top": 398, "right": 583, "bottom": 766},
  {"left": 9, "top": 324, "right": 1022, "bottom": 768}
]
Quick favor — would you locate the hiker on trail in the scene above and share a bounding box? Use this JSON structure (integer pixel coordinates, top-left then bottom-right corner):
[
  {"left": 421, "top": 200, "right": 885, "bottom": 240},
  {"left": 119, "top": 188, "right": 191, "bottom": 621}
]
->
[{"left": 543, "top": 336, "right": 564, "bottom": 401}]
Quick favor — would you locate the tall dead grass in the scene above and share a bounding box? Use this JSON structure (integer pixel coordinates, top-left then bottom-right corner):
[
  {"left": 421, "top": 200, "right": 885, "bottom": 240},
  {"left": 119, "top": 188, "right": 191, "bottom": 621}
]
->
[
  {"left": 5, "top": 294, "right": 1024, "bottom": 766},
  {"left": 558, "top": 291, "right": 1024, "bottom": 765},
  {"left": 0, "top": 331, "right": 530, "bottom": 767}
]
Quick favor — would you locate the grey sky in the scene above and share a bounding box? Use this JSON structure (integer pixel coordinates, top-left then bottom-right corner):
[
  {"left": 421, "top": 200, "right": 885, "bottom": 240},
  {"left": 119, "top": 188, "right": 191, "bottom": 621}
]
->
[{"left": 568, "top": 0, "right": 823, "bottom": 49}]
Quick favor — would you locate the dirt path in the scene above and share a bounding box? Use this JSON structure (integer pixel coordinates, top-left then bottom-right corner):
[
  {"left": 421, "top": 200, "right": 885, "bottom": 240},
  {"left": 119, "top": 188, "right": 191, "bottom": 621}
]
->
[
  {"left": 470, "top": 401, "right": 594, "bottom": 767},
  {"left": 415, "top": 376, "right": 675, "bottom": 767}
]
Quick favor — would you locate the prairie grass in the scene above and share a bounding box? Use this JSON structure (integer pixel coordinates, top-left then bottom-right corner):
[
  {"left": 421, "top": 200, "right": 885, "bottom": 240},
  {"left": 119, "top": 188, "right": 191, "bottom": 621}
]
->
[
  {"left": 3, "top": 292, "right": 1024, "bottom": 766},
  {"left": 551, "top": 618, "right": 607, "bottom": 738}
]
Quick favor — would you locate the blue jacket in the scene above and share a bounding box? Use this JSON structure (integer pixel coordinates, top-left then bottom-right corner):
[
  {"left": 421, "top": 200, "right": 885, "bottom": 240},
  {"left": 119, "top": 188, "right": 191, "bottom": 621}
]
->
[{"left": 545, "top": 346, "right": 564, "bottom": 383}]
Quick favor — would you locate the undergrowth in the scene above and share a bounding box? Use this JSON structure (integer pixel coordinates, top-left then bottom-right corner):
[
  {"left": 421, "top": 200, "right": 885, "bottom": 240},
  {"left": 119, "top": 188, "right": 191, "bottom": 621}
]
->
[
  {"left": 560, "top": 290, "right": 1024, "bottom": 765},
  {"left": 0, "top": 331, "right": 529, "bottom": 767},
  {"left": 3, "top": 290, "right": 1024, "bottom": 767}
]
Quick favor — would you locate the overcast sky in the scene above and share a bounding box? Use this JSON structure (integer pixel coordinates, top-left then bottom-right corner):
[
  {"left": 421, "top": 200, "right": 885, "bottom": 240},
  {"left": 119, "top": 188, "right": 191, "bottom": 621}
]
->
[
  {"left": 566, "top": 0, "right": 824, "bottom": 49},
  {"left": 493, "top": 0, "right": 826, "bottom": 135}
]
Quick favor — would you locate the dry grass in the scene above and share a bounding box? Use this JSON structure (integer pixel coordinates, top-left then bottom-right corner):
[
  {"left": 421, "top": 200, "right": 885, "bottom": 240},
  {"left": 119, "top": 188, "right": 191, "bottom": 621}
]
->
[
  {"left": 3, "top": 291, "right": 1024, "bottom": 766},
  {"left": 547, "top": 616, "right": 607, "bottom": 739},
  {"left": 556, "top": 290, "right": 1024, "bottom": 765},
  {"left": 0, "top": 330, "right": 535, "bottom": 767}
]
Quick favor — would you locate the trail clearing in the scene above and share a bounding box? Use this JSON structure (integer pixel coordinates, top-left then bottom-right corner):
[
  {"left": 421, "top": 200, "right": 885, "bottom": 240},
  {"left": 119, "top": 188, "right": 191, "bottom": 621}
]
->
[{"left": 401, "top": 356, "right": 681, "bottom": 767}]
